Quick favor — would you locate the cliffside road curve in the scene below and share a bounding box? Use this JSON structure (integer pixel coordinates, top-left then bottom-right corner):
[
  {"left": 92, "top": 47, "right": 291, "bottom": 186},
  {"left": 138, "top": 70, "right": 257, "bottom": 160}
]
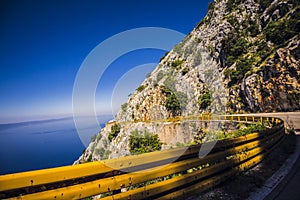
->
[
  {"left": 236, "top": 112, "right": 300, "bottom": 200},
  {"left": 231, "top": 112, "right": 300, "bottom": 131}
]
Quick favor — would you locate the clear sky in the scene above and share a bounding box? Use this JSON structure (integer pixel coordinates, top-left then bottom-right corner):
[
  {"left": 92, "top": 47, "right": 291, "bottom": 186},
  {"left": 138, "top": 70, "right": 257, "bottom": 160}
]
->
[{"left": 0, "top": 0, "right": 212, "bottom": 123}]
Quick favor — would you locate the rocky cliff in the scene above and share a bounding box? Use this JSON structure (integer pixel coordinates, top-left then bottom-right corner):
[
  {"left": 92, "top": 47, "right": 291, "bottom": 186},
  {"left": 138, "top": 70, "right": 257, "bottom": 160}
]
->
[{"left": 76, "top": 0, "right": 300, "bottom": 163}]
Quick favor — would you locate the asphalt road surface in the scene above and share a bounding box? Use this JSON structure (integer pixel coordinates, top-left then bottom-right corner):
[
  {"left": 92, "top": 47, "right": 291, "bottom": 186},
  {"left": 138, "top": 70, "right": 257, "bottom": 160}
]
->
[{"left": 245, "top": 112, "right": 300, "bottom": 200}]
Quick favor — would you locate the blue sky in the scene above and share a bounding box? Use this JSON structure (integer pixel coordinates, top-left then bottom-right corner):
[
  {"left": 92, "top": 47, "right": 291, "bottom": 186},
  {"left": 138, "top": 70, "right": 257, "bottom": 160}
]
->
[{"left": 0, "top": 0, "right": 212, "bottom": 123}]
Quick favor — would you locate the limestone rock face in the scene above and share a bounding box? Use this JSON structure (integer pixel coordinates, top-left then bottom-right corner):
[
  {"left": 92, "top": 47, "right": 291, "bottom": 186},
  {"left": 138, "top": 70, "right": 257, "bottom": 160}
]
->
[
  {"left": 76, "top": 0, "right": 300, "bottom": 163},
  {"left": 241, "top": 35, "right": 300, "bottom": 112}
]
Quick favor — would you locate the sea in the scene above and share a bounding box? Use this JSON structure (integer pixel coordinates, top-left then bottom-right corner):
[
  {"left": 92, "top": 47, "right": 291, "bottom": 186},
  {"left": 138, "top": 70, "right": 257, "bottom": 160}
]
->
[{"left": 0, "top": 116, "right": 112, "bottom": 175}]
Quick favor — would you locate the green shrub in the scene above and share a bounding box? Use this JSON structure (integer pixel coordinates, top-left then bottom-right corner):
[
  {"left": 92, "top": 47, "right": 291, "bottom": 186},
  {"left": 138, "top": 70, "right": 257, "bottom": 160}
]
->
[
  {"left": 136, "top": 85, "right": 147, "bottom": 92},
  {"left": 287, "top": 0, "right": 300, "bottom": 7},
  {"left": 222, "top": 34, "right": 248, "bottom": 67},
  {"left": 247, "top": 23, "right": 260, "bottom": 37},
  {"left": 176, "top": 142, "right": 185, "bottom": 147},
  {"left": 111, "top": 123, "right": 121, "bottom": 134},
  {"left": 129, "top": 130, "right": 162, "bottom": 154},
  {"left": 163, "top": 77, "right": 176, "bottom": 91},
  {"left": 87, "top": 155, "right": 92, "bottom": 162},
  {"left": 108, "top": 134, "right": 114, "bottom": 142},
  {"left": 208, "top": 1, "right": 215, "bottom": 11},
  {"left": 159, "top": 51, "right": 169, "bottom": 62},
  {"left": 225, "top": 68, "right": 239, "bottom": 85},
  {"left": 121, "top": 103, "right": 128, "bottom": 112},
  {"left": 235, "top": 56, "right": 254, "bottom": 74},
  {"left": 226, "top": 56, "right": 236, "bottom": 67},
  {"left": 135, "top": 104, "right": 140, "bottom": 110},
  {"left": 255, "top": 0, "right": 274, "bottom": 11},
  {"left": 195, "top": 37, "right": 202, "bottom": 43},
  {"left": 266, "top": 3, "right": 278, "bottom": 16},
  {"left": 108, "top": 123, "right": 121, "bottom": 142},
  {"left": 265, "top": 10, "right": 300, "bottom": 45},
  {"left": 221, "top": 32, "right": 255, "bottom": 85},
  {"left": 175, "top": 91, "right": 188, "bottom": 108},
  {"left": 229, "top": 122, "right": 267, "bottom": 137},
  {"left": 194, "top": 122, "right": 269, "bottom": 144},
  {"left": 181, "top": 67, "right": 190, "bottom": 75},
  {"left": 90, "top": 134, "right": 97, "bottom": 142},
  {"left": 166, "top": 92, "right": 181, "bottom": 116},
  {"left": 231, "top": 38, "right": 248, "bottom": 58},
  {"left": 103, "top": 150, "right": 111, "bottom": 159},
  {"left": 94, "top": 148, "right": 105, "bottom": 157},
  {"left": 173, "top": 43, "right": 184, "bottom": 54},
  {"left": 198, "top": 91, "right": 212, "bottom": 109},
  {"left": 196, "top": 17, "right": 209, "bottom": 29},
  {"left": 156, "top": 71, "right": 164, "bottom": 82},
  {"left": 226, "top": 56, "right": 255, "bottom": 86},
  {"left": 226, "top": 0, "right": 242, "bottom": 12},
  {"left": 161, "top": 86, "right": 187, "bottom": 116},
  {"left": 171, "top": 59, "right": 185, "bottom": 70},
  {"left": 227, "top": 15, "right": 239, "bottom": 29},
  {"left": 255, "top": 40, "right": 273, "bottom": 61}
]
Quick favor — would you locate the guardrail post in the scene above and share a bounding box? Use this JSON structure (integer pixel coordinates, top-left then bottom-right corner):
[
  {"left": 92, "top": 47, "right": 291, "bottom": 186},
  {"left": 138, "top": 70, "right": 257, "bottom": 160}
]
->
[
  {"left": 238, "top": 116, "right": 241, "bottom": 122},
  {"left": 272, "top": 117, "right": 274, "bottom": 124},
  {"left": 260, "top": 117, "right": 263, "bottom": 123},
  {"left": 245, "top": 116, "right": 248, "bottom": 122},
  {"left": 252, "top": 116, "right": 255, "bottom": 122}
]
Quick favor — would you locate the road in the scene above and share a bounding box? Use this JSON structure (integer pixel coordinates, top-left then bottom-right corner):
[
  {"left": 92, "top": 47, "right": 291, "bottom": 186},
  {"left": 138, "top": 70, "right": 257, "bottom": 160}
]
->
[
  {"left": 231, "top": 112, "right": 300, "bottom": 131},
  {"left": 241, "top": 112, "right": 300, "bottom": 200}
]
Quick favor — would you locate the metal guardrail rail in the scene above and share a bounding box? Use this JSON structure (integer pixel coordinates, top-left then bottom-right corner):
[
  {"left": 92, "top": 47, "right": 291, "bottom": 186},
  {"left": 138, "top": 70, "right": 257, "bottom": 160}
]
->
[{"left": 0, "top": 115, "right": 285, "bottom": 199}]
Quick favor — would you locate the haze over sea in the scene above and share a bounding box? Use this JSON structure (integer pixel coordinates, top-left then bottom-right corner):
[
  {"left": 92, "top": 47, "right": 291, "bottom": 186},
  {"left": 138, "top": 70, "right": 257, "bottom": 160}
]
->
[{"left": 0, "top": 116, "right": 112, "bottom": 175}]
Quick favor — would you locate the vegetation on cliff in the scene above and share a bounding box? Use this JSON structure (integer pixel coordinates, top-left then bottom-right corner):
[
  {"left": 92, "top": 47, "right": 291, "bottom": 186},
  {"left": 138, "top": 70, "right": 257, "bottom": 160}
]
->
[
  {"left": 129, "top": 130, "right": 162, "bottom": 154},
  {"left": 76, "top": 0, "right": 300, "bottom": 164},
  {"left": 108, "top": 123, "right": 121, "bottom": 142}
]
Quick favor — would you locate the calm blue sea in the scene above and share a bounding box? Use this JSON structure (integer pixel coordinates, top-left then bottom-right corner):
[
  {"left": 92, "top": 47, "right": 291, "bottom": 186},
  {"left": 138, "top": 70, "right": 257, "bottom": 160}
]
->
[{"left": 0, "top": 116, "right": 111, "bottom": 175}]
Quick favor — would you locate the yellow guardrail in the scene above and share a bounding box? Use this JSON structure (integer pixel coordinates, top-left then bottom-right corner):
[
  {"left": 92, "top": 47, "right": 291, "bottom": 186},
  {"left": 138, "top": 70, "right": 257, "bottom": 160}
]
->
[{"left": 0, "top": 116, "right": 285, "bottom": 199}]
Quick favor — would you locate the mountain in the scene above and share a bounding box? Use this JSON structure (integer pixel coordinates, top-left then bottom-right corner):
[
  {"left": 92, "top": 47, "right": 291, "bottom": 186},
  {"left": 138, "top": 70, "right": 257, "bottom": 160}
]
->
[{"left": 75, "top": 0, "right": 299, "bottom": 163}]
